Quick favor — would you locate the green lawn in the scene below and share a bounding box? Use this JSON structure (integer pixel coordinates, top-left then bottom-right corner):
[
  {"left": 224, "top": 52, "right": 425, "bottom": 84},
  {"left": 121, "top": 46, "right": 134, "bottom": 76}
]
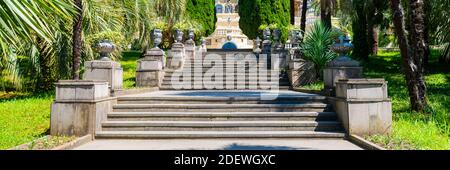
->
[
  {"left": 121, "top": 51, "right": 141, "bottom": 89},
  {"left": 0, "top": 51, "right": 142, "bottom": 149},
  {"left": 0, "top": 92, "right": 54, "bottom": 149},
  {"left": 362, "top": 50, "right": 450, "bottom": 150}
]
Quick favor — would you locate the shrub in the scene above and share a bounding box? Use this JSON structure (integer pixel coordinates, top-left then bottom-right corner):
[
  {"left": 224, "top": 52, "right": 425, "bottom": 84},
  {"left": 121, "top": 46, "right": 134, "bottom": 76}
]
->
[
  {"left": 186, "top": 0, "right": 216, "bottom": 37},
  {"left": 85, "top": 31, "right": 126, "bottom": 61},
  {"left": 300, "top": 21, "right": 337, "bottom": 79},
  {"left": 239, "top": 0, "right": 291, "bottom": 42}
]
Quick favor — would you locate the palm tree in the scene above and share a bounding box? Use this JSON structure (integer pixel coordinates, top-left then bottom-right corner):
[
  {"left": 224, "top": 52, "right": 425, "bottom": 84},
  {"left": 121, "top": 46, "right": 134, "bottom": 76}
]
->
[
  {"left": 72, "top": 0, "right": 83, "bottom": 80},
  {"left": 320, "top": 0, "right": 332, "bottom": 28},
  {"left": 390, "top": 0, "right": 428, "bottom": 112},
  {"left": 300, "top": 0, "right": 309, "bottom": 42},
  {"left": 0, "top": 0, "right": 74, "bottom": 90}
]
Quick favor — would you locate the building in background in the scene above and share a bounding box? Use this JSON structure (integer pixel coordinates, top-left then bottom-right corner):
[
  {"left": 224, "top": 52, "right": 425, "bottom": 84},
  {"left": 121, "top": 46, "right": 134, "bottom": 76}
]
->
[
  {"left": 205, "top": 0, "right": 253, "bottom": 50},
  {"left": 293, "top": 0, "right": 320, "bottom": 28}
]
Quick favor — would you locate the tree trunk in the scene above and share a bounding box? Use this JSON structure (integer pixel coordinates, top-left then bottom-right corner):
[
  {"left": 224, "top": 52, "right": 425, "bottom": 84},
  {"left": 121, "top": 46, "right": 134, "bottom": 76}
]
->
[
  {"left": 300, "top": 0, "right": 308, "bottom": 42},
  {"left": 36, "top": 37, "right": 55, "bottom": 92},
  {"left": 423, "top": 0, "right": 431, "bottom": 65},
  {"left": 352, "top": 0, "right": 369, "bottom": 60},
  {"left": 366, "top": 5, "right": 379, "bottom": 55},
  {"left": 390, "top": 0, "right": 428, "bottom": 112},
  {"left": 408, "top": 0, "right": 428, "bottom": 111},
  {"left": 72, "top": 0, "right": 83, "bottom": 80},
  {"left": 290, "top": 0, "right": 296, "bottom": 25},
  {"left": 320, "top": 0, "right": 332, "bottom": 28}
]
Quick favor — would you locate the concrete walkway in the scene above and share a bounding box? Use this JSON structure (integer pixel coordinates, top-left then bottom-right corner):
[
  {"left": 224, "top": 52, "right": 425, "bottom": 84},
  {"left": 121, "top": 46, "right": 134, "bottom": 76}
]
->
[{"left": 74, "top": 139, "right": 363, "bottom": 150}]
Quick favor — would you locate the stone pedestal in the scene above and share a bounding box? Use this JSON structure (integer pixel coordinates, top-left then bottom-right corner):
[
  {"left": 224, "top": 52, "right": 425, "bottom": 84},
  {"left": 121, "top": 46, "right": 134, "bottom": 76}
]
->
[
  {"left": 83, "top": 60, "right": 123, "bottom": 90},
  {"left": 50, "top": 80, "right": 115, "bottom": 137},
  {"left": 272, "top": 49, "right": 288, "bottom": 70},
  {"left": 167, "top": 43, "right": 185, "bottom": 70},
  {"left": 323, "top": 57, "right": 363, "bottom": 96},
  {"left": 136, "top": 48, "right": 165, "bottom": 87},
  {"left": 185, "top": 40, "right": 196, "bottom": 59},
  {"left": 288, "top": 59, "right": 316, "bottom": 87},
  {"left": 330, "top": 79, "right": 393, "bottom": 136}
]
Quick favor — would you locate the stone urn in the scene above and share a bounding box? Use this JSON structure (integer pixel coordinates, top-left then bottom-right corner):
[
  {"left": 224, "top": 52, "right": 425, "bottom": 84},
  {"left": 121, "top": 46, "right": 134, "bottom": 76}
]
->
[
  {"left": 174, "top": 29, "right": 184, "bottom": 43},
  {"left": 253, "top": 37, "right": 262, "bottom": 53},
  {"left": 96, "top": 40, "right": 115, "bottom": 61},
  {"left": 152, "top": 29, "right": 163, "bottom": 49},
  {"left": 273, "top": 28, "right": 281, "bottom": 42},
  {"left": 329, "top": 34, "right": 359, "bottom": 67},
  {"left": 263, "top": 27, "right": 271, "bottom": 40},
  {"left": 188, "top": 29, "right": 195, "bottom": 41}
]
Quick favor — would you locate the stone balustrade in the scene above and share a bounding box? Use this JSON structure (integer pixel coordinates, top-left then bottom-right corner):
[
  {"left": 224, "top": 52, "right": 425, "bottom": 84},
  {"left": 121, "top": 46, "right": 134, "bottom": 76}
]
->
[
  {"left": 51, "top": 80, "right": 116, "bottom": 137},
  {"left": 329, "top": 79, "right": 392, "bottom": 135}
]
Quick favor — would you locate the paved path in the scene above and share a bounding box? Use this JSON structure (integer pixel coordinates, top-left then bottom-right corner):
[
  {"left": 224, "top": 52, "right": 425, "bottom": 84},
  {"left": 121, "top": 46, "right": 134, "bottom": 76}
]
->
[{"left": 74, "top": 139, "right": 362, "bottom": 150}]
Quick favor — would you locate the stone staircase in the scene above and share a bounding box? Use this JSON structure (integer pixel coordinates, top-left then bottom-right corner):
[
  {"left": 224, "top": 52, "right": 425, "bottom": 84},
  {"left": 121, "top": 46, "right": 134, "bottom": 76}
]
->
[
  {"left": 95, "top": 50, "right": 345, "bottom": 139},
  {"left": 160, "top": 51, "right": 291, "bottom": 90},
  {"left": 95, "top": 91, "right": 345, "bottom": 139}
]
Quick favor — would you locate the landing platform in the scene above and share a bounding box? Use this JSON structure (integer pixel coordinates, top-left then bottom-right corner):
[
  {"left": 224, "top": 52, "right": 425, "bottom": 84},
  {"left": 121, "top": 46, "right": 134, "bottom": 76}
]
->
[{"left": 74, "top": 139, "right": 362, "bottom": 150}]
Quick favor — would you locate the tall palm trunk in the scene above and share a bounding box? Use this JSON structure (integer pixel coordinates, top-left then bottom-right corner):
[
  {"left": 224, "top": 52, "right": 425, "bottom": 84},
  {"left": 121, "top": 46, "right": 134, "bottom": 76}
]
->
[
  {"left": 37, "top": 37, "right": 55, "bottom": 91},
  {"left": 320, "top": 0, "right": 332, "bottom": 28},
  {"left": 72, "top": 0, "right": 83, "bottom": 80},
  {"left": 366, "top": 6, "right": 379, "bottom": 55},
  {"left": 290, "top": 0, "right": 296, "bottom": 25},
  {"left": 423, "top": 0, "right": 431, "bottom": 65},
  {"left": 352, "top": 0, "right": 369, "bottom": 60},
  {"left": 408, "top": 0, "right": 428, "bottom": 111},
  {"left": 390, "top": 0, "right": 428, "bottom": 112},
  {"left": 300, "top": 0, "right": 308, "bottom": 42}
]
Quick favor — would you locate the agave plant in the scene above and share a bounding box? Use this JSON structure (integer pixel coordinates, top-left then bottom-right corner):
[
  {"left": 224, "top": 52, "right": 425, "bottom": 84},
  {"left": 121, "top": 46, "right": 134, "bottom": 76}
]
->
[{"left": 300, "top": 21, "right": 337, "bottom": 79}]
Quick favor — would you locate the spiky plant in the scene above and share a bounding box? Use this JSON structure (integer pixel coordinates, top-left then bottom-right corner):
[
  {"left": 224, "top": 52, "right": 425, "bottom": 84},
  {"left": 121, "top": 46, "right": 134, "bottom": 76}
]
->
[{"left": 300, "top": 21, "right": 337, "bottom": 79}]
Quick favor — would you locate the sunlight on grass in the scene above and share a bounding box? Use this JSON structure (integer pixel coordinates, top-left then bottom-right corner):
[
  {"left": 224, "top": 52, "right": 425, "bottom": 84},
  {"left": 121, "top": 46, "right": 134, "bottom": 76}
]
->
[
  {"left": 367, "top": 120, "right": 450, "bottom": 150},
  {"left": 0, "top": 92, "right": 54, "bottom": 149},
  {"left": 121, "top": 51, "right": 141, "bottom": 89},
  {"left": 364, "top": 50, "right": 450, "bottom": 150},
  {"left": 300, "top": 82, "right": 324, "bottom": 91}
]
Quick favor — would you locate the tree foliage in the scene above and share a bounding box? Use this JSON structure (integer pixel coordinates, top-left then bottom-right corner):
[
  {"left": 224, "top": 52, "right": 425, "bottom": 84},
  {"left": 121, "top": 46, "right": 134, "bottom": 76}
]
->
[
  {"left": 239, "top": 0, "right": 291, "bottom": 41},
  {"left": 186, "top": 0, "right": 216, "bottom": 37}
]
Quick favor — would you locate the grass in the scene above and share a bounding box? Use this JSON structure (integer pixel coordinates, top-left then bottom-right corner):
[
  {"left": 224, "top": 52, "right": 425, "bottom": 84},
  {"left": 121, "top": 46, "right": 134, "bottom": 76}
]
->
[
  {"left": 0, "top": 92, "right": 54, "bottom": 150},
  {"left": 362, "top": 50, "right": 450, "bottom": 150},
  {"left": 299, "top": 50, "right": 449, "bottom": 149},
  {"left": 120, "top": 51, "right": 141, "bottom": 89},
  {"left": 10, "top": 136, "right": 76, "bottom": 150}
]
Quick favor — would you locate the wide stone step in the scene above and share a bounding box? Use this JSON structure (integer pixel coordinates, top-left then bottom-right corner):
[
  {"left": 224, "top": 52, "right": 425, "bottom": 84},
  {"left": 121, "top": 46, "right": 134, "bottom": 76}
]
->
[
  {"left": 95, "top": 131, "right": 346, "bottom": 139},
  {"left": 101, "top": 120, "right": 342, "bottom": 131},
  {"left": 112, "top": 103, "right": 330, "bottom": 112},
  {"left": 160, "top": 82, "right": 286, "bottom": 87},
  {"left": 159, "top": 86, "right": 292, "bottom": 91},
  {"left": 107, "top": 112, "right": 337, "bottom": 121},
  {"left": 117, "top": 96, "right": 325, "bottom": 104},
  {"left": 164, "top": 70, "right": 280, "bottom": 74},
  {"left": 161, "top": 79, "right": 290, "bottom": 86}
]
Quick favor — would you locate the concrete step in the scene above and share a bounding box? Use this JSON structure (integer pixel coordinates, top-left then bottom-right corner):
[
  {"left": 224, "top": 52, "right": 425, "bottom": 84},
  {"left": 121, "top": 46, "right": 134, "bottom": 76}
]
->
[
  {"left": 117, "top": 96, "right": 326, "bottom": 104},
  {"left": 107, "top": 112, "right": 337, "bottom": 121},
  {"left": 95, "top": 131, "right": 346, "bottom": 139},
  {"left": 160, "top": 82, "right": 286, "bottom": 87},
  {"left": 159, "top": 86, "right": 292, "bottom": 91},
  {"left": 162, "top": 76, "right": 289, "bottom": 80},
  {"left": 163, "top": 70, "right": 280, "bottom": 74},
  {"left": 112, "top": 103, "right": 330, "bottom": 112},
  {"left": 160, "top": 83, "right": 291, "bottom": 87},
  {"left": 101, "top": 120, "right": 342, "bottom": 131}
]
